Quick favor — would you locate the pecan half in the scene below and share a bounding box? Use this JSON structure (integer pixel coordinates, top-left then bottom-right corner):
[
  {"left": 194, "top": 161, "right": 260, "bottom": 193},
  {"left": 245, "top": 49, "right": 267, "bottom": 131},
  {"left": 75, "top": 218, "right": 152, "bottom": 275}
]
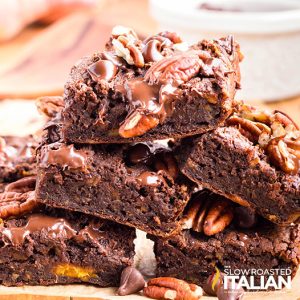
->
[
  {"left": 229, "top": 105, "right": 300, "bottom": 174},
  {"left": 181, "top": 195, "right": 234, "bottom": 236},
  {"left": 36, "top": 96, "right": 64, "bottom": 118},
  {"left": 119, "top": 111, "right": 159, "bottom": 138},
  {"left": 144, "top": 277, "right": 203, "bottom": 300},
  {"left": 0, "top": 177, "right": 38, "bottom": 219},
  {"left": 112, "top": 33, "right": 144, "bottom": 68},
  {"left": 267, "top": 138, "right": 300, "bottom": 175},
  {"left": 153, "top": 152, "right": 178, "bottom": 179},
  {"left": 271, "top": 110, "right": 299, "bottom": 130},
  {"left": 144, "top": 51, "right": 203, "bottom": 86},
  {"left": 4, "top": 176, "right": 36, "bottom": 193}
]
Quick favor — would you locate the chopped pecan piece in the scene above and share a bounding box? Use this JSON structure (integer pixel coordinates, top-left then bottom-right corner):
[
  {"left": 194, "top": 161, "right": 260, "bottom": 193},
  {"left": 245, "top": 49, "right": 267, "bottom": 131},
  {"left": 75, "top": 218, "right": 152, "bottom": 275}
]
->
[
  {"left": 36, "top": 96, "right": 64, "bottom": 118},
  {"left": 144, "top": 277, "right": 203, "bottom": 300},
  {"left": 181, "top": 194, "right": 234, "bottom": 236}
]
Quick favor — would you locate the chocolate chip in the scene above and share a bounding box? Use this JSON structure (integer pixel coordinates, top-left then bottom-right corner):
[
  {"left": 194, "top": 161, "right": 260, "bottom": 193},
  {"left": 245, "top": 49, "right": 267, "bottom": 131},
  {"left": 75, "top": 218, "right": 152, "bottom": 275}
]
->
[
  {"left": 217, "top": 279, "right": 244, "bottom": 300},
  {"left": 203, "top": 270, "right": 223, "bottom": 296},
  {"left": 117, "top": 266, "right": 145, "bottom": 296},
  {"left": 127, "top": 143, "right": 151, "bottom": 164},
  {"left": 234, "top": 206, "right": 257, "bottom": 229},
  {"left": 88, "top": 60, "right": 118, "bottom": 82}
]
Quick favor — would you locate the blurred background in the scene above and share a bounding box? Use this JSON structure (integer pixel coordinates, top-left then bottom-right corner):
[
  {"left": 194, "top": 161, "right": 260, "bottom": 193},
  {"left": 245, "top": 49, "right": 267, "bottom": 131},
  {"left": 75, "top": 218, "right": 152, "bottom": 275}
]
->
[{"left": 0, "top": 0, "right": 300, "bottom": 136}]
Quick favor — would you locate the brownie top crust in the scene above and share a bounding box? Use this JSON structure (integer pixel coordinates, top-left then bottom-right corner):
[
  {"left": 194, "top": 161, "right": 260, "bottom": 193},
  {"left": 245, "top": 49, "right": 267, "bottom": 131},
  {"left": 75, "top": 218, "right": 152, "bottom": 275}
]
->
[
  {"left": 62, "top": 26, "right": 242, "bottom": 142},
  {"left": 227, "top": 103, "right": 300, "bottom": 175}
]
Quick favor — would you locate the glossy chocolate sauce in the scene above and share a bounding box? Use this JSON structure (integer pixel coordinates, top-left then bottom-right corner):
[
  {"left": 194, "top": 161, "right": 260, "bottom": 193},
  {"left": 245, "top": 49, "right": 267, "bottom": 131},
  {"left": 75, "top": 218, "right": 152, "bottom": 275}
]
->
[
  {"left": 0, "top": 136, "right": 35, "bottom": 164},
  {"left": 2, "top": 214, "right": 76, "bottom": 246},
  {"left": 88, "top": 60, "right": 118, "bottom": 82},
  {"left": 2, "top": 214, "right": 106, "bottom": 248},
  {"left": 41, "top": 144, "right": 87, "bottom": 170}
]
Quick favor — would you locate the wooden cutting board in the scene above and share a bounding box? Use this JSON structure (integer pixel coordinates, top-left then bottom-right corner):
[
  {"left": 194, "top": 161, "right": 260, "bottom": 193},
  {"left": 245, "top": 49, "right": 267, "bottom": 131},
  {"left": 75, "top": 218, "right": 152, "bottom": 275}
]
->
[
  {"left": 0, "top": 270, "right": 298, "bottom": 300},
  {"left": 0, "top": 11, "right": 112, "bottom": 99}
]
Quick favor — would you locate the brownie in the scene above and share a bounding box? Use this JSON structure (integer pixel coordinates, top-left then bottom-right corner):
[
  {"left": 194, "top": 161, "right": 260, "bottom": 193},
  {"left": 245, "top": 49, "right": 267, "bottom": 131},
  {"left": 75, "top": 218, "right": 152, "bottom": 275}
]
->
[
  {"left": 36, "top": 140, "right": 192, "bottom": 237},
  {"left": 150, "top": 191, "right": 300, "bottom": 290},
  {"left": 0, "top": 205, "right": 135, "bottom": 287},
  {"left": 61, "top": 27, "right": 242, "bottom": 144},
  {"left": 0, "top": 135, "right": 38, "bottom": 183},
  {"left": 180, "top": 105, "right": 300, "bottom": 224}
]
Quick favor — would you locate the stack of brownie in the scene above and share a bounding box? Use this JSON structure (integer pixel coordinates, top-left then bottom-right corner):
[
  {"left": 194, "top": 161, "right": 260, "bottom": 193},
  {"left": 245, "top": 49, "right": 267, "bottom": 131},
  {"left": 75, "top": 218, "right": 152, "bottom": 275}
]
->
[{"left": 0, "top": 26, "right": 299, "bottom": 295}]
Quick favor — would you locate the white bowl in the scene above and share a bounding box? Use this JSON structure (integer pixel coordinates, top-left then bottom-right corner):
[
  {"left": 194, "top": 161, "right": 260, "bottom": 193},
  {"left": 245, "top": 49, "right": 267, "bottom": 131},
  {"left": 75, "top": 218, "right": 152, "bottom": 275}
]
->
[{"left": 150, "top": 0, "right": 300, "bottom": 102}]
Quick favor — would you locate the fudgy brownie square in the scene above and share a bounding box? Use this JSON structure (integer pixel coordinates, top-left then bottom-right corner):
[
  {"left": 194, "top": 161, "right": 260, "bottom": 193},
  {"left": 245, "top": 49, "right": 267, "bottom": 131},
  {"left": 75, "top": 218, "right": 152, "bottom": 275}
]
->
[
  {"left": 150, "top": 191, "right": 300, "bottom": 290},
  {"left": 180, "top": 105, "right": 300, "bottom": 224},
  {"left": 61, "top": 26, "right": 242, "bottom": 144},
  {"left": 0, "top": 205, "right": 135, "bottom": 287},
  {"left": 0, "top": 135, "right": 135, "bottom": 287},
  {"left": 0, "top": 135, "right": 38, "bottom": 183},
  {"left": 36, "top": 140, "right": 192, "bottom": 237}
]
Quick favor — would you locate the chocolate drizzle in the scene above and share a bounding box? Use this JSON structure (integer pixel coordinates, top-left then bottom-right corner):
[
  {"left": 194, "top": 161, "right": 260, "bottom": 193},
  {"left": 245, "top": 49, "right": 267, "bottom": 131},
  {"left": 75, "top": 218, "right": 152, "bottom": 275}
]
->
[
  {"left": 2, "top": 214, "right": 76, "bottom": 246},
  {"left": 1, "top": 214, "right": 107, "bottom": 250},
  {"left": 41, "top": 144, "right": 87, "bottom": 170}
]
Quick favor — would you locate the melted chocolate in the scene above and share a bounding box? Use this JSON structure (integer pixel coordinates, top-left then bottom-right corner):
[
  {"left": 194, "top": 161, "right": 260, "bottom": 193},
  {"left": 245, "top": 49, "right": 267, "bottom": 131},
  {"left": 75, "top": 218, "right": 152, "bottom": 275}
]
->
[
  {"left": 127, "top": 141, "right": 171, "bottom": 165},
  {"left": 142, "top": 40, "right": 164, "bottom": 63},
  {"left": 76, "top": 221, "right": 106, "bottom": 253},
  {"left": 2, "top": 214, "right": 76, "bottom": 246},
  {"left": 136, "top": 171, "right": 164, "bottom": 187},
  {"left": 88, "top": 60, "right": 118, "bottom": 82},
  {"left": 41, "top": 144, "right": 87, "bottom": 170},
  {"left": 124, "top": 79, "right": 177, "bottom": 124},
  {"left": 0, "top": 137, "right": 35, "bottom": 164}
]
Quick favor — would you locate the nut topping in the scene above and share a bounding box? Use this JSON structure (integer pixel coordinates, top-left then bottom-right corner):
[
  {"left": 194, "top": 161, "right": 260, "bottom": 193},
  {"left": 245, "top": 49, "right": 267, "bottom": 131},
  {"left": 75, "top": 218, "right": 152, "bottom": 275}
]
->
[
  {"left": 142, "top": 39, "right": 164, "bottom": 63},
  {"left": 112, "top": 27, "right": 144, "bottom": 68},
  {"left": 0, "top": 177, "right": 38, "bottom": 219},
  {"left": 119, "top": 111, "right": 159, "bottom": 138},
  {"left": 4, "top": 176, "right": 36, "bottom": 193},
  {"left": 144, "top": 51, "right": 203, "bottom": 86},
  {"left": 228, "top": 104, "right": 300, "bottom": 174},
  {"left": 36, "top": 96, "right": 64, "bottom": 118},
  {"left": 181, "top": 194, "right": 234, "bottom": 236},
  {"left": 144, "top": 277, "right": 203, "bottom": 300},
  {"left": 153, "top": 152, "right": 178, "bottom": 179}
]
